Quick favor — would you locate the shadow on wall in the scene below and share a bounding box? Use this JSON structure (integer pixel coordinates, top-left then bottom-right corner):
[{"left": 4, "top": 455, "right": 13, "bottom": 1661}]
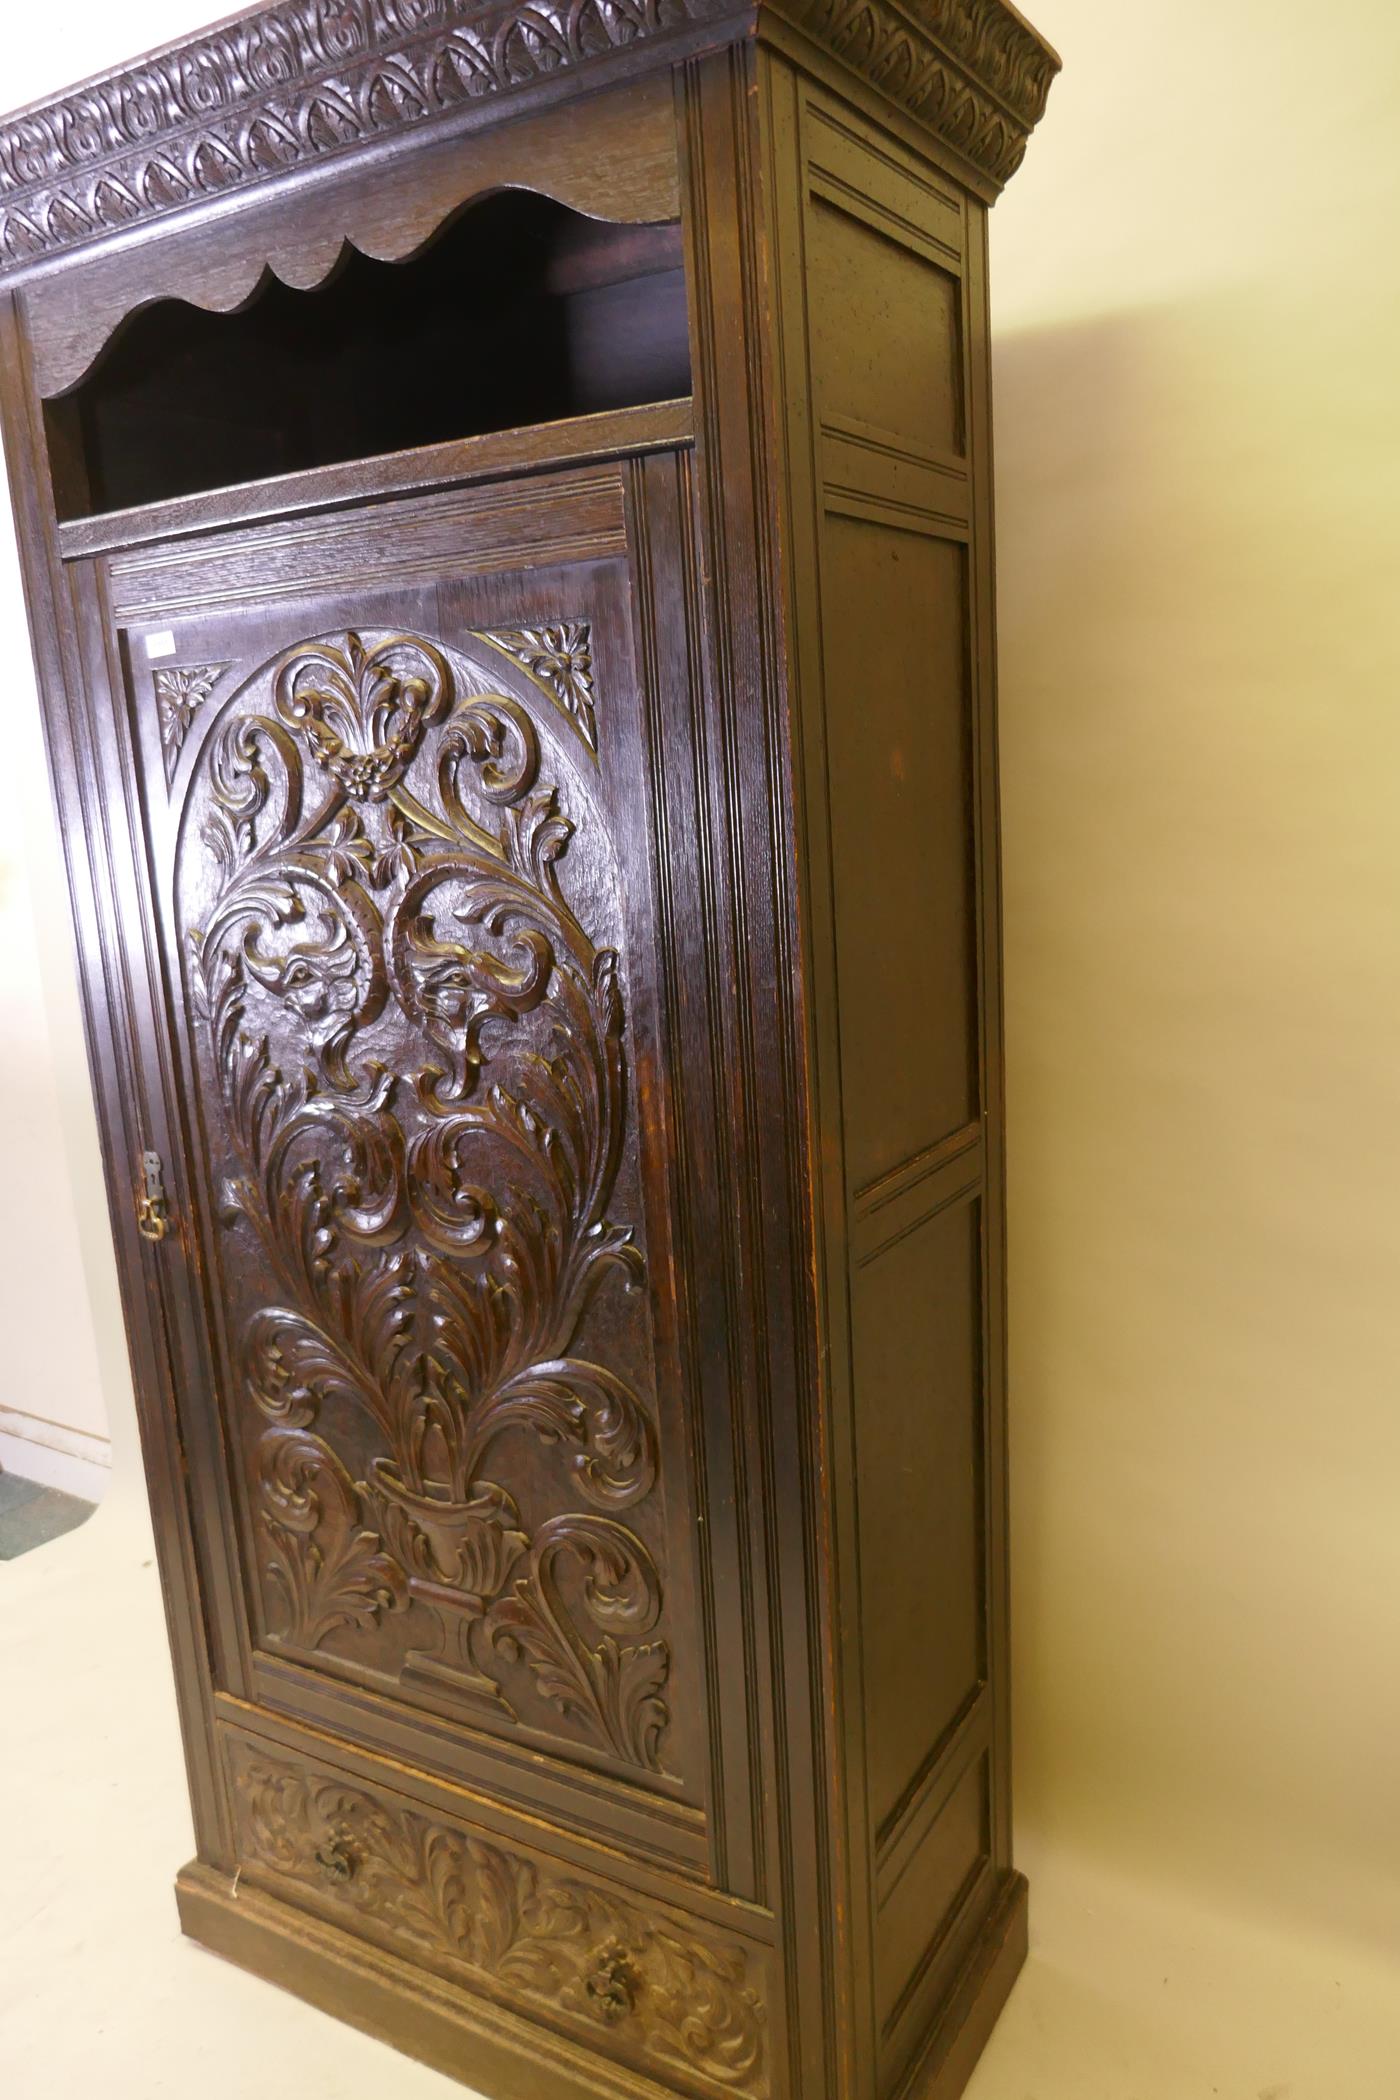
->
[{"left": 991, "top": 291, "right": 1400, "bottom": 1964}]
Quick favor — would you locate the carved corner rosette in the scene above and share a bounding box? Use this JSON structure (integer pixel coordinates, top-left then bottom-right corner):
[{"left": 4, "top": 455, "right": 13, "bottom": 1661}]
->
[
  {"left": 185, "top": 624, "right": 671, "bottom": 1774},
  {"left": 228, "top": 1740, "right": 770, "bottom": 2096},
  {"left": 0, "top": 0, "right": 1060, "bottom": 277}
]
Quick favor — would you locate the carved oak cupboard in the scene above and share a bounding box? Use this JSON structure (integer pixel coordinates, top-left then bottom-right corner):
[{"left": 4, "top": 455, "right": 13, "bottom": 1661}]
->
[{"left": 0, "top": 5, "right": 1058, "bottom": 2098}]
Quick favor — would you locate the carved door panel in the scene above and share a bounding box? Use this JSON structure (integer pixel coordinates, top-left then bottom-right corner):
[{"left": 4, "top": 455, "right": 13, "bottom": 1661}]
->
[{"left": 108, "top": 469, "right": 709, "bottom": 1862}]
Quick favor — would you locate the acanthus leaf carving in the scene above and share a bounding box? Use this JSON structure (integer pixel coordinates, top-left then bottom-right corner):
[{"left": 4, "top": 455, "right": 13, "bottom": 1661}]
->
[
  {"left": 486, "top": 1514, "right": 669, "bottom": 1771},
  {"left": 258, "top": 1425, "right": 409, "bottom": 1647},
  {"left": 183, "top": 623, "right": 670, "bottom": 1774}
]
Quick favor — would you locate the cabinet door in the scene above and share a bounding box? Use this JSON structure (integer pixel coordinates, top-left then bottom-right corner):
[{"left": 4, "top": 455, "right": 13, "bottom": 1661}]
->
[{"left": 102, "top": 461, "right": 711, "bottom": 1866}]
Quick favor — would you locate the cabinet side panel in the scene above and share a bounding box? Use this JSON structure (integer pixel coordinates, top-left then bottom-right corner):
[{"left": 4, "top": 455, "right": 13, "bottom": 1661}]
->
[
  {"left": 851, "top": 1202, "right": 984, "bottom": 1839},
  {"left": 764, "top": 67, "right": 1016, "bottom": 2097},
  {"left": 808, "top": 205, "right": 964, "bottom": 458},
  {"left": 820, "top": 514, "right": 977, "bottom": 1188}
]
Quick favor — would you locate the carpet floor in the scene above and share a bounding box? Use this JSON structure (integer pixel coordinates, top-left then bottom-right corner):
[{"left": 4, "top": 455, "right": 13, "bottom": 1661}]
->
[{"left": 0, "top": 1470, "right": 95, "bottom": 1560}]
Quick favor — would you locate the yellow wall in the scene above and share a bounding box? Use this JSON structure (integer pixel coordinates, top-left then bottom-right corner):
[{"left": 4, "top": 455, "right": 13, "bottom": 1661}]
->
[{"left": 992, "top": 0, "right": 1400, "bottom": 1963}]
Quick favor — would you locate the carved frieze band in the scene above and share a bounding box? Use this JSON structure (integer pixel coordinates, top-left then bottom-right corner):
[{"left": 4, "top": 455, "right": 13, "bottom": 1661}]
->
[
  {"left": 227, "top": 1738, "right": 770, "bottom": 2095},
  {"left": 785, "top": 0, "right": 1061, "bottom": 189},
  {"left": 0, "top": 0, "right": 1059, "bottom": 275},
  {"left": 0, "top": 0, "right": 722, "bottom": 274}
]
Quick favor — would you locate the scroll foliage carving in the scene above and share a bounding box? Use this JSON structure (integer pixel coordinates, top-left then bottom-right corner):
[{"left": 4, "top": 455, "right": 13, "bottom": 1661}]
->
[
  {"left": 184, "top": 622, "right": 671, "bottom": 1772},
  {"left": 258, "top": 1427, "right": 409, "bottom": 1646},
  {"left": 229, "top": 1741, "right": 769, "bottom": 2094}
]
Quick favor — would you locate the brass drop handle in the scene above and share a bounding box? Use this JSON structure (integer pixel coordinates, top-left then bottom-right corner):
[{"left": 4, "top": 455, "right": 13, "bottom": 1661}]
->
[
  {"left": 583, "top": 1943, "right": 639, "bottom": 2024},
  {"left": 314, "top": 1837, "right": 356, "bottom": 1884},
  {"left": 136, "top": 1149, "right": 169, "bottom": 1243}
]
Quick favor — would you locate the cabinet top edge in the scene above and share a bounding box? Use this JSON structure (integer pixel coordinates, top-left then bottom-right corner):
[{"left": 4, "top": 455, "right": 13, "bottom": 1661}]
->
[{"left": 0, "top": 0, "right": 1060, "bottom": 286}]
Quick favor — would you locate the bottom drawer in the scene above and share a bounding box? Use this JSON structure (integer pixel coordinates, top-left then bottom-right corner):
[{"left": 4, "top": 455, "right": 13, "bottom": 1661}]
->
[{"left": 221, "top": 1727, "right": 771, "bottom": 2100}]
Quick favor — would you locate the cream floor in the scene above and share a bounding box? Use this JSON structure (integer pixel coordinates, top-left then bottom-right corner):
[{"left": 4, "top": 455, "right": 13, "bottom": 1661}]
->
[{"left": 3, "top": 1495, "right": 1397, "bottom": 2100}]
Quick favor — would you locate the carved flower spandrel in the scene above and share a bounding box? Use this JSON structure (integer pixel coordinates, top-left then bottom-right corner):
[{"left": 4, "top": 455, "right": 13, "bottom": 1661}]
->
[
  {"left": 228, "top": 1742, "right": 770, "bottom": 2097},
  {"left": 484, "top": 623, "right": 597, "bottom": 754},
  {"left": 183, "top": 623, "right": 672, "bottom": 1777},
  {"left": 154, "top": 661, "right": 230, "bottom": 785}
]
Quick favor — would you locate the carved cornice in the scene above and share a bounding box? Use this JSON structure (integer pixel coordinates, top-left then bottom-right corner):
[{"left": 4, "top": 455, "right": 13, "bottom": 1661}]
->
[
  {"left": 0, "top": 0, "right": 729, "bottom": 277},
  {"left": 0, "top": 0, "right": 1059, "bottom": 278},
  {"left": 782, "top": 0, "right": 1060, "bottom": 189}
]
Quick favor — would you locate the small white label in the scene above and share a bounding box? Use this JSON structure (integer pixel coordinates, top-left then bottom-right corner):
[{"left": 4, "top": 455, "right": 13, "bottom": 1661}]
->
[{"left": 145, "top": 630, "right": 177, "bottom": 661}]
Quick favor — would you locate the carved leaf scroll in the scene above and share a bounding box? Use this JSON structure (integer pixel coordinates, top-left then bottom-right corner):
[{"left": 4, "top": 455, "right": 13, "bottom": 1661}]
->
[
  {"left": 182, "top": 625, "right": 671, "bottom": 1773},
  {"left": 258, "top": 1426, "right": 408, "bottom": 1648},
  {"left": 228, "top": 1740, "right": 769, "bottom": 2095}
]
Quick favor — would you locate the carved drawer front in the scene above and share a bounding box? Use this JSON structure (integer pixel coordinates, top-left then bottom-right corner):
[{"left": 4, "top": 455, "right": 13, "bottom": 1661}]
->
[{"left": 223, "top": 1731, "right": 770, "bottom": 2100}]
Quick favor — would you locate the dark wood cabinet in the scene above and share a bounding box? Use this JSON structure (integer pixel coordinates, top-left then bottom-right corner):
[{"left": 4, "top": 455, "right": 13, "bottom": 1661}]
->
[{"left": 0, "top": 7, "right": 1058, "bottom": 2098}]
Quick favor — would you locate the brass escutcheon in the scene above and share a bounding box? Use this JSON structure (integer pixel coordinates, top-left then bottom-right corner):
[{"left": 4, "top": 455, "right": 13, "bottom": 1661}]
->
[{"left": 136, "top": 1149, "right": 169, "bottom": 1241}]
